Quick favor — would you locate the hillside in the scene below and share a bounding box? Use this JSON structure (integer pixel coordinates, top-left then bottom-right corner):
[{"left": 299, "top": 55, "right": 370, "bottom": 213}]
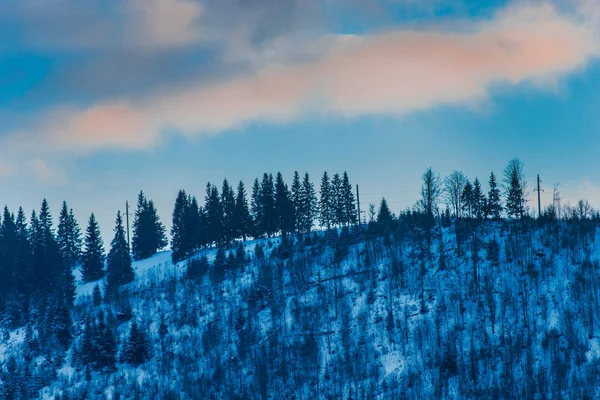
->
[{"left": 3, "top": 217, "right": 600, "bottom": 399}]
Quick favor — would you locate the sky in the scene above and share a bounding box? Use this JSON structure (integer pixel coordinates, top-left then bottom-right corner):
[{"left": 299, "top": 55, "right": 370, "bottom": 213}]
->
[{"left": 1, "top": 0, "right": 600, "bottom": 242}]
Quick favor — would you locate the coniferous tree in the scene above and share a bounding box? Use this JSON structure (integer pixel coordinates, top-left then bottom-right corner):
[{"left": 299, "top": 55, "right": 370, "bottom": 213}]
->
[
  {"left": 205, "top": 183, "right": 223, "bottom": 246},
  {"left": 331, "top": 173, "right": 343, "bottom": 227},
  {"left": 274, "top": 172, "right": 293, "bottom": 237},
  {"left": 0, "top": 207, "right": 16, "bottom": 300},
  {"left": 57, "top": 201, "right": 82, "bottom": 268},
  {"left": 234, "top": 181, "right": 252, "bottom": 241},
  {"left": 377, "top": 198, "right": 393, "bottom": 226},
  {"left": 81, "top": 213, "right": 105, "bottom": 283},
  {"left": 121, "top": 320, "right": 150, "bottom": 366},
  {"left": 187, "top": 254, "right": 209, "bottom": 280},
  {"left": 171, "top": 190, "right": 189, "bottom": 263},
  {"left": 132, "top": 192, "right": 167, "bottom": 260},
  {"left": 319, "top": 172, "right": 334, "bottom": 230},
  {"left": 186, "top": 196, "right": 201, "bottom": 252},
  {"left": 299, "top": 173, "right": 318, "bottom": 233},
  {"left": 221, "top": 179, "right": 237, "bottom": 244},
  {"left": 147, "top": 200, "right": 168, "bottom": 252},
  {"left": 251, "top": 178, "right": 263, "bottom": 238},
  {"left": 30, "top": 200, "right": 64, "bottom": 295},
  {"left": 472, "top": 178, "right": 485, "bottom": 219},
  {"left": 107, "top": 211, "right": 134, "bottom": 289},
  {"left": 487, "top": 172, "right": 503, "bottom": 220},
  {"left": 341, "top": 172, "right": 356, "bottom": 226},
  {"left": 504, "top": 159, "right": 527, "bottom": 219},
  {"left": 95, "top": 315, "right": 117, "bottom": 371},
  {"left": 132, "top": 191, "right": 148, "bottom": 260},
  {"left": 15, "top": 207, "right": 32, "bottom": 299},
  {"left": 260, "top": 173, "right": 276, "bottom": 237},
  {"left": 291, "top": 171, "right": 302, "bottom": 233}
]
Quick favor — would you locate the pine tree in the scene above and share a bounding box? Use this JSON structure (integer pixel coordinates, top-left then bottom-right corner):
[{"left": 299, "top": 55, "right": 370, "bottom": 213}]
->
[
  {"left": 132, "top": 191, "right": 148, "bottom": 260},
  {"left": 186, "top": 196, "right": 201, "bottom": 252},
  {"left": 331, "top": 173, "right": 343, "bottom": 227},
  {"left": 171, "top": 190, "right": 189, "bottom": 263},
  {"left": 205, "top": 183, "right": 223, "bottom": 246},
  {"left": 121, "top": 320, "right": 150, "bottom": 366},
  {"left": 0, "top": 207, "right": 16, "bottom": 300},
  {"left": 341, "top": 172, "right": 356, "bottom": 226},
  {"left": 187, "top": 254, "right": 209, "bottom": 280},
  {"left": 291, "top": 171, "right": 302, "bottom": 233},
  {"left": 472, "top": 178, "right": 485, "bottom": 219},
  {"left": 132, "top": 192, "right": 167, "bottom": 259},
  {"left": 15, "top": 207, "right": 32, "bottom": 300},
  {"left": 147, "top": 200, "right": 167, "bottom": 252},
  {"left": 319, "top": 172, "right": 334, "bottom": 229},
  {"left": 57, "top": 201, "right": 82, "bottom": 268},
  {"left": 504, "top": 159, "right": 527, "bottom": 219},
  {"left": 487, "top": 172, "right": 502, "bottom": 220},
  {"left": 274, "top": 172, "right": 293, "bottom": 237},
  {"left": 95, "top": 314, "right": 117, "bottom": 371},
  {"left": 234, "top": 181, "right": 252, "bottom": 241},
  {"left": 251, "top": 178, "right": 263, "bottom": 238},
  {"left": 377, "top": 198, "right": 393, "bottom": 226},
  {"left": 299, "top": 173, "right": 318, "bottom": 233},
  {"left": 81, "top": 213, "right": 105, "bottom": 283},
  {"left": 221, "top": 179, "right": 237, "bottom": 244},
  {"left": 107, "top": 211, "right": 134, "bottom": 289},
  {"left": 260, "top": 173, "right": 276, "bottom": 237}
]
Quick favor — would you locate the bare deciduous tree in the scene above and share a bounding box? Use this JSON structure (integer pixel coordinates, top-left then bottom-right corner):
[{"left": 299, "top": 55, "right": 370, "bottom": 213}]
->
[{"left": 444, "top": 170, "right": 467, "bottom": 218}]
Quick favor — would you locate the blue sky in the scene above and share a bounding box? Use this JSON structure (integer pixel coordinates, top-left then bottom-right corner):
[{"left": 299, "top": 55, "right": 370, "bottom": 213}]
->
[{"left": 1, "top": 0, "right": 600, "bottom": 241}]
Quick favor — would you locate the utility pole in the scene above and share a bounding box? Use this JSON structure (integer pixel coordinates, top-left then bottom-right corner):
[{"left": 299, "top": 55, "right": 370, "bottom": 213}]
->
[
  {"left": 125, "top": 200, "right": 131, "bottom": 252},
  {"left": 356, "top": 184, "right": 361, "bottom": 226},
  {"left": 534, "top": 174, "right": 544, "bottom": 219}
]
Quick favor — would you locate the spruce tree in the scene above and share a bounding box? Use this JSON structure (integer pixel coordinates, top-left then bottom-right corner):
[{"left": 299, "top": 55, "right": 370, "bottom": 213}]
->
[
  {"left": 250, "top": 178, "right": 263, "bottom": 238},
  {"left": 171, "top": 190, "right": 189, "bottom": 263},
  {"left": 487, "top": 172, "right": 502, "bottom": 220},
  {"left": 341, "top": 172, "right": 356, "bottom": 226},
  {"left": 107, "top": 211, "right": 134, "bottom": 288},
  {"left": 291, "top": 171, "right": 302, "bottom": 234},
  {"left": 57, "top": 201, "right": 82, "bottom": 268},
  {"left": 319, "top": 172, "right": 333, "bottom": 229},
  {"left": 132, "top": 191, "right": 148, "bottom": 260},
  {"left": 260, "top": 173, "right": 276, "bottom": 237},
  {"left": 186, "top": 196, "right": 201, "bottom": 252},
  {"left": 234, "top": 181, "right": 252, "bottom": 241},
  {"left": 147, "top": 200, "right": 167, "bottom": 252},
  {"left": 121, "top": 320, "right": 150, "bottom": 366},
  {"left": 274, "top": 172, "right": 293, "bottom": 237},
  {"left": 81, "top": 213, "right": 105, "bottom": 283},
  {"left": 299, "top": 173, "right": 318, "bottom": 233},
  {"left": 377, "top": 198, "right": 393, "bottom": 225},
  {"left": 132, "top": 192, "right": 167, "bottom": 259},
  {"left": 0, "top": 207, "right": 16, "bottom": 299},
  {"left": 331, "top": 173, "right": 343, "bottom": 227},
  {"left": 472, "top": 178, "right": 485, "bottom": 219},
  {"left": 205, "top": 183, "right": 223, "bottom": 246},
  {"left": 504, "top": 159, "right": 527, "bottom": 219},
  {"left": 221, "top": 179, "right": 237, "bottom": 244}
]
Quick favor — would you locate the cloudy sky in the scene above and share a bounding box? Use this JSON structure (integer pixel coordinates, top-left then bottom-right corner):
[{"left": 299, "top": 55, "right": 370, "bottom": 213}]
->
[{"left": 1, "top": 0, "right": 600, "bottom": 238}]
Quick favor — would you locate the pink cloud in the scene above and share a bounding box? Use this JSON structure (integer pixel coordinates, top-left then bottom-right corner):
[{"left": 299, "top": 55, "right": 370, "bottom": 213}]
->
[{"left": 3, "top": 2, "right": 598, "bottom": 154}]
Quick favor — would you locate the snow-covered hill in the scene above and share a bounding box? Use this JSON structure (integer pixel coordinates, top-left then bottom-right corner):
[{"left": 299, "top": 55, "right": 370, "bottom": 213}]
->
[{"left": 4, "top": 219, "right": 600, "bottom": 399}]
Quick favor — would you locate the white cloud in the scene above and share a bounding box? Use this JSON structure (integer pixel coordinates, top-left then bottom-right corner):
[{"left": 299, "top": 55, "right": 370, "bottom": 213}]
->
[{"left": 1, "top": 2, "right": 599, "bottom": 159}]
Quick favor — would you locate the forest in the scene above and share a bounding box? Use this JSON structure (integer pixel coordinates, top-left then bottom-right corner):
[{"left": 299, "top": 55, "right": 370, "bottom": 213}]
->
[{"left": 1, "top": 158, "right": 600, "bottom": 399}]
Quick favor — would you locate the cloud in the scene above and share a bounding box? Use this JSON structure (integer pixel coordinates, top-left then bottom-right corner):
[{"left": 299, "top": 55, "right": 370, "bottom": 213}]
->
[
  {"left": 1, "top": 2, "right": 598, "bottom": 156},
  {"left": 26, "top": 159, "right": 69, "bottom": 185}
]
